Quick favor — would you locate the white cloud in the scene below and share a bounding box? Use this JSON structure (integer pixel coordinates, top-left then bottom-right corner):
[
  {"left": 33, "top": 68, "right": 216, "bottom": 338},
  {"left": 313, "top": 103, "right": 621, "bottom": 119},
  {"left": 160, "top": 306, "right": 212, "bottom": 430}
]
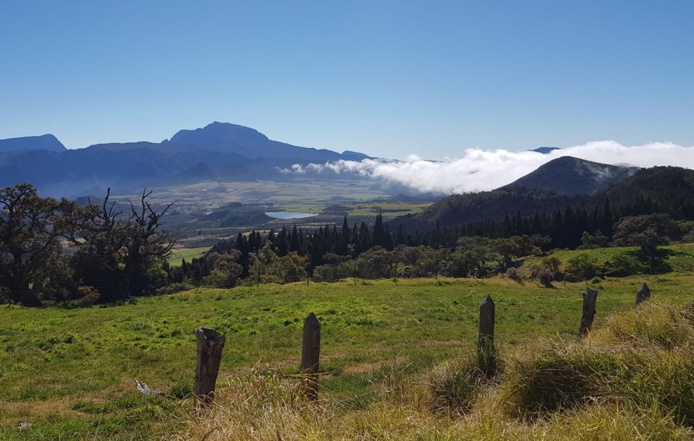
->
[{"left": 283, "top": 141, "right": 694, "bottom": 195}]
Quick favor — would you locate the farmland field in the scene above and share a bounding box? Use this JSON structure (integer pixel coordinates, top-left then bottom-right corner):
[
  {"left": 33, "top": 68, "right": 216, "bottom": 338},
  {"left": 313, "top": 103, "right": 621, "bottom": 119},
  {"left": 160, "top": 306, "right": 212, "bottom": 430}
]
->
[{"left": 109, "top": 179, "right": 431, "bottom": 247}]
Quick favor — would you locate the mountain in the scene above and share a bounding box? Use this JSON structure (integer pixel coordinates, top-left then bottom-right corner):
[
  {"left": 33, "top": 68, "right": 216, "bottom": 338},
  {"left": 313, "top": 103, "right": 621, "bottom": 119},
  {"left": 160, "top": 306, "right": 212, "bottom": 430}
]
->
[
  {"left": 398, "top": 162, "right": 694, "bottom": 233},
  {"left": 0, "top": 134, "right": 66, "bottom": 153},
  {"left": 605, "top": 166, "right": 694, "bottom": 219},
  {"left": 531, "top": 147, "right": 560, "bottom": 154},
  {"left": 503, "top": 156, "right": 638, "bottom": 195},
  {"left": 0, "top": 122, "right": 371, "bottom": 198},
  {"left": 164, "top": 122, "right": 369, "bottom": 162},
  {"left": 397, "top": 157, "right": 641, "bottom": 229}
]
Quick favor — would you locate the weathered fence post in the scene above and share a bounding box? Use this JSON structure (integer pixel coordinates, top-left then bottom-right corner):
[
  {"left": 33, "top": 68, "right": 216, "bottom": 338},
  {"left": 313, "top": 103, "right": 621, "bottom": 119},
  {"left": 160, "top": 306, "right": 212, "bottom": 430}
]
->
[
  {"left": 478, "top": 294, "right": 495, "bottom": 344},
  {"left": 635, "top": 282, "right": 650, "bottom": 306},
  {"left": 300, "top": 312, "right": 321, "bottom": 400},
  {"left": 194, "top": 327, "right": 226, "bottom": 410},
  {"left": 578, "top": 288, "right": 598, "bottom": 338},
  {"left": 477, "top": 295, "right": 497, "bottom": 377}
]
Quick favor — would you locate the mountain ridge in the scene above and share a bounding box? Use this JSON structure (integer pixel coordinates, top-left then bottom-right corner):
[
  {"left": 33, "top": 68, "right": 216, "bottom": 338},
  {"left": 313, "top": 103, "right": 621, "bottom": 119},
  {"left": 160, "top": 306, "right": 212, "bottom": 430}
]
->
[
  {"left": 0, "top": 134, "right": 66, "bottom": 153},
  {"left": 397, "top": 156, "right": 643, "bottom": 229},
  {"left": 0, "top": 122, "right": 370, "bottom": 198},
  {"left": 503, "top": 156, "right": 639, "bottom": 195}
]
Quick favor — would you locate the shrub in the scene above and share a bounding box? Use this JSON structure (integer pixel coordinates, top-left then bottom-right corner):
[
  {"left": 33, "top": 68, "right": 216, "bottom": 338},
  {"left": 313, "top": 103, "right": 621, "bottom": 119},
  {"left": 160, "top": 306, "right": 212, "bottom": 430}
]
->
[
  {"left": 608, "top": 252, "right": 644, "bottom": 276},
  {"left": 538, "top": 268, "right": 554, "bottom": 287},
  {"left": 566, "top": 253, "right": 599, "bottom": 282},
  {"left": 75, "top": 286, "right": 100, "bottom": 307},
  {"left": 505, "top": 267, "right": 521, "bottom": 281}
]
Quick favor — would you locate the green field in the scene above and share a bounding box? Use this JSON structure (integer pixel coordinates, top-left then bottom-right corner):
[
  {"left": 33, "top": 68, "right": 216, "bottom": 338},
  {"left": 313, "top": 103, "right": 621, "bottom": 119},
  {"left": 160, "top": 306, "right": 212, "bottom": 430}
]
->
[
  {"left": 167, "top": 247, "right": 209, "bottom": 266},
  {"left": 1, "top": 250, "right": 693, "bottom": 439}
]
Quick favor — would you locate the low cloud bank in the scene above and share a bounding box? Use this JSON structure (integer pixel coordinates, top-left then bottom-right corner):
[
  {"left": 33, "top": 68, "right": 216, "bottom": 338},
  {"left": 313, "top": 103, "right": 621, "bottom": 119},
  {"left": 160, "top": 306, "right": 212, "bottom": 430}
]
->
[{"left": 283, "top": 141, "right": 694, "bottom": 195}]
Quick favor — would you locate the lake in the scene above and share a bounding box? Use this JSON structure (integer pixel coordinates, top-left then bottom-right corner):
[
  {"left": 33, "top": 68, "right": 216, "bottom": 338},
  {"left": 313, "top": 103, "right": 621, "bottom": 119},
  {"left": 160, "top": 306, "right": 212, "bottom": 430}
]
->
[{"left": 265, "top": 212, "right": 318, "bottom": 219}]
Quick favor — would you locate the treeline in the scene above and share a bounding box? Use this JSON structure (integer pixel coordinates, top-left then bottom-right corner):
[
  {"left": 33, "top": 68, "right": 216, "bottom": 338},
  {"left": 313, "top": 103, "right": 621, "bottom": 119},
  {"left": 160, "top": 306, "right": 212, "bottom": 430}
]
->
[
  {"left": 4, "top": 166, "right": 693, "bottom": 306},
  {"left": 167, "top": 203, "right": 686, "bottom": 289},
  {"left": 0, "top": 184, "right": 174, "bottom": 306},
  {"left": 168, "top": 166, "right": 694, "bottom": 287}
]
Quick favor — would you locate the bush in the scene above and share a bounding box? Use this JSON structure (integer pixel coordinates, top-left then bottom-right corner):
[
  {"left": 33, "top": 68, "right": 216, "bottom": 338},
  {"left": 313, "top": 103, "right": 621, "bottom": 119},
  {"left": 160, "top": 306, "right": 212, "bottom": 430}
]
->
[
  {"left": 538, "top": 268, "right": 554, "bottom": 287},
  {"left": 566, "top": 253, "right": 599, "bottom": 282},
  {"left": 74, "top": 286, "right": 100, "bottom": 307},
  {"left": 505, "top": 267, "right": 521, "bottom": 281},
  {"left": 608, "top": 252, "right": 644, "bottom": 276}
]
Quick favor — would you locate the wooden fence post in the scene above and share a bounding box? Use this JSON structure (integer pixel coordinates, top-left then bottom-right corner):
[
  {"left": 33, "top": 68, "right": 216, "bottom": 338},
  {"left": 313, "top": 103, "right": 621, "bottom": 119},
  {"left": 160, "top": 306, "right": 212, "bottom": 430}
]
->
[
  {"left": 477, "top": 295, "right": 498, "bottom": 377},
  {"left": 578, "top": 288, "right": 598, "bottom": 338},
  {"left": 194, "top": 327, "right": 226, "bottom": 409},
  {"left": 300, "top": 312, "right": 321, "bottom": 400},
  {"left": 478, "top": 294, "right": 495, "bottom": 345},
  {"left": 635, "top": 282, "right": 650, "bottom": 306}
]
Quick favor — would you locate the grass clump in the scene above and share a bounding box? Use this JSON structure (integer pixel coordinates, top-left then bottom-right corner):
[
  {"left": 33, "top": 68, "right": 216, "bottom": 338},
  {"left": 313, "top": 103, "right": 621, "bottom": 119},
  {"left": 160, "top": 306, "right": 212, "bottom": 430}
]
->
[
  {"left": 500, "top": 343, "right": 616, "bottom": 419},
  {"left": 604, "top": 300, "right": 694, "bottom": 348},
  {"left": 500, "top": 301, "right": 694, "bottom": 427},
  {"left": 429, "top": 353, "right": 487, "bottom": 415}
]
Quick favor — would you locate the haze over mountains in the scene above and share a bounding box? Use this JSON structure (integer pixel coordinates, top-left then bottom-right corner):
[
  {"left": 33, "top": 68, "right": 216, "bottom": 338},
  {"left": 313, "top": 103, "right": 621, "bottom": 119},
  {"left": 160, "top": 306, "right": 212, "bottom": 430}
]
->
[
  {"left": 0, "top": 122, "right": 370, "bottom": 198},
  {"left": 0, "top": 121, "right": 672, "bottom": 203}
]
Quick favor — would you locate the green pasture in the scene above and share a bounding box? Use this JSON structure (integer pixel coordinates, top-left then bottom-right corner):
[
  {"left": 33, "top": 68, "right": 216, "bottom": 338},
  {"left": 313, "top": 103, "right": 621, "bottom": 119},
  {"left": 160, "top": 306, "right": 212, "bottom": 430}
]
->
[
  {"left": 167, "top": 247, "right": 209, "bottom": 267},
  {"left": 2, "top": 246, "right": 694, "bottom": 438}
]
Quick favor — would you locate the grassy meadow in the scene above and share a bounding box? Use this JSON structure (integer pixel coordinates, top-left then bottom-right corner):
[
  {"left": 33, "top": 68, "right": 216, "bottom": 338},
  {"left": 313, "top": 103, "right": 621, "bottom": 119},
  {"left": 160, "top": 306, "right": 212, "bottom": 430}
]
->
[
  {"left": 167, "top": 247, "right": 209, "bottom": 267},
  {"left": 1, "top": 246, "right": 694, "bottom": 439}
]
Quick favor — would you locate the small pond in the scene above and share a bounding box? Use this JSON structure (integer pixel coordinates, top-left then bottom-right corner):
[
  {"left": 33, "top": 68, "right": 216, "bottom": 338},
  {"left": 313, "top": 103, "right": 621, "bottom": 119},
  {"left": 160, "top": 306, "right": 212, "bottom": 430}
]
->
[{"left": 265, "top": 212, "right": 318, "bottom": 219}]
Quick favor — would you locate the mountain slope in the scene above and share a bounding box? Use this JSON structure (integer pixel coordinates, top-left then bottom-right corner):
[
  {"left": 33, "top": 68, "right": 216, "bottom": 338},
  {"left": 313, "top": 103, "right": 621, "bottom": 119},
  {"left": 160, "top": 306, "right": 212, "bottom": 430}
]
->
[
  {"left": 0, "top": 134, "right": 66, "bottom": 153},
  {"left": 503, "top": 156, "right": 638, "bottom": 195},
  {"left": 398, "top": 164, "right": 694, "bottom": 232},
  {"left": 0, "top": 122, "right": 370, "bottom": 197},
  {"left": 164, "top": 122, "right": 369, "bottom": 161}
]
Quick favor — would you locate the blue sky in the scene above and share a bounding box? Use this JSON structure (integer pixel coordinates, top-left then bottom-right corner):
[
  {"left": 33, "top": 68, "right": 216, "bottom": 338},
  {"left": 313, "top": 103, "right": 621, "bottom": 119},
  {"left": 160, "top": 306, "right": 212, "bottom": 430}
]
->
[{"left": 1, "top": 1, "right": 693, "bottom": 159}]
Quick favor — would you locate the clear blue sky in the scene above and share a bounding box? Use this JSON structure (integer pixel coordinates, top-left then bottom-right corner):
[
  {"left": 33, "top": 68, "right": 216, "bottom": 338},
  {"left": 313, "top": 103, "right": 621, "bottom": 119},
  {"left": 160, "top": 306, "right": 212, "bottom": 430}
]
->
[{"left": 1, "top": 1, "right": 693, "bottom": 159}]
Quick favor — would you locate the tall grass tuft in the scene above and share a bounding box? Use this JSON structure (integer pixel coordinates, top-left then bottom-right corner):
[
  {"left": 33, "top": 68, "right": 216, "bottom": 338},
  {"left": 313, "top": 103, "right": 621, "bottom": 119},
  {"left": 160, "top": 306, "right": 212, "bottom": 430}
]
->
[
  {"left": 429, "top": 353, "right": 487, "bottom": 416},
  {"left": 499, "top": 342, "right": 618, "bottom": 420},
  {"left": 604, "top": 300, "right": 694, "bottom": 348}
]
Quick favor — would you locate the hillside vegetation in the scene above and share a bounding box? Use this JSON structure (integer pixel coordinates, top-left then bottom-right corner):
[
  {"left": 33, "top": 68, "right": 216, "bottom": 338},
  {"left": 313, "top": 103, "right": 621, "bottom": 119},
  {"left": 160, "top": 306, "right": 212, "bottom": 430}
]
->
[{"left": 1, "top": 246, "right": 694, "bottom": 439}]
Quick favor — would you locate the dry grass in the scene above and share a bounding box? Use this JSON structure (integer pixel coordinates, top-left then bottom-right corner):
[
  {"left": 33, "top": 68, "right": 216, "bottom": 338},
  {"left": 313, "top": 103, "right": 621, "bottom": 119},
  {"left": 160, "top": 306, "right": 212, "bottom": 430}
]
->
[{"left": 166, "top": 301, "right": 694, "bottom": 441}]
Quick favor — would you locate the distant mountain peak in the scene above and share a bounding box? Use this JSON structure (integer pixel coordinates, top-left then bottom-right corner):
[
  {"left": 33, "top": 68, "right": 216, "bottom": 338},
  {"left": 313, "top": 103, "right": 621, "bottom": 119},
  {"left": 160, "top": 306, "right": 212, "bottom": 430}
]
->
[
  {"left": 165, "top": 122, "right": 270, "bottom": 148},
  {"left": 503, "top": 156, "right": 639, "bottom": 195},
  {"left": 0, "top": 134, "right": 66, "bottom": 153},
  {"left": 531, "top": 147, "right": 560, "bottom": 154}
]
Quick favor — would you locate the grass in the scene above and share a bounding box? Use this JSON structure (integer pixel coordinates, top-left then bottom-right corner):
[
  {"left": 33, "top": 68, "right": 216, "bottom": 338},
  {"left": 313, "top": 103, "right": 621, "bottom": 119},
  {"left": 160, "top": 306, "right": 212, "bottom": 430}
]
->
[
  {"left": 167, "top": 246, "right": 209, "bottom": 266},
  {"left": 170, "top": 300, "right": 694, "bottom": 441},
  {"left": 1, "top": 248, "right": 694, "bottom": 438}
]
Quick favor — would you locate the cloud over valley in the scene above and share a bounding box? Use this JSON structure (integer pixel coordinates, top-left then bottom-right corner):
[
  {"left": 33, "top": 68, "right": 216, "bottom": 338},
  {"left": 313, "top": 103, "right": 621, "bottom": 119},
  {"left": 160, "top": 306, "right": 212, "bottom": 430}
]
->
[{"left": 284, "top": 141, "right": 694, "bottom": 195}]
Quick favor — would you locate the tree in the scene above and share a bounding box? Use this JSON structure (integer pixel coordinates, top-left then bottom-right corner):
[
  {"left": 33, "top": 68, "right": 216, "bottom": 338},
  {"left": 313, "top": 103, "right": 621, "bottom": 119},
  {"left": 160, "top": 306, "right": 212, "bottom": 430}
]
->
[
  {"left": 566, "top": 253, "right": 598, "bottom": 282},
  {"left": 73, "top": 189, "right": 176, "bottom": 301},
  {"left": 612, "top": 213, "right": 680, "bottom": 256},
  {"left": 0, "top": 184, "right": 78, "bottom": 306},
  {"left": 203, "top": 251, "right": 244, "bottom": 288},
  {"left": 489, "top": 235, "right": 537, "bottom": 272}
]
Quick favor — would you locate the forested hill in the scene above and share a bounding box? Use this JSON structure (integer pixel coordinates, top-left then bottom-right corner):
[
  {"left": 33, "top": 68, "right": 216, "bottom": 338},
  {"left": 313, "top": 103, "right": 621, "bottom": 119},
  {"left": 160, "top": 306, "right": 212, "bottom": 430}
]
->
[
  {"left": 399, "top": 188, "right": 581, "bottom": 230},
  {"left": 503, "top": 156, "right": 638, "bottom": 195},
  {"left": 605, "top": 166, "right": 694, "bottom": 219},
  {"left": 396, "top": 156, "right": 640, "bottom": 231},
  {"left": 394, "top": 166, "right": 694, "bottom": 246}
]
